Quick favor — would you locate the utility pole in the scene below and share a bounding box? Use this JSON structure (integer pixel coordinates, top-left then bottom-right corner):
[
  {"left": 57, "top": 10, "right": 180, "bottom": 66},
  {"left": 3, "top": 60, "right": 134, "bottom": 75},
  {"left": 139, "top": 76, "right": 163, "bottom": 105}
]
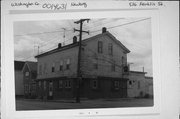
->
[{"left": 74, "top": 19, "right": 90, "bottom": 103}]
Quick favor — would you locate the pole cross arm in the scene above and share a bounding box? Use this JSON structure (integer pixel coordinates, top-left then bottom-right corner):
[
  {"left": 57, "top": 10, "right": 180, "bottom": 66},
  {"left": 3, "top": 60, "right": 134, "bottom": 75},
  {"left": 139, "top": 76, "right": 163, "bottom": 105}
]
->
[
  {"left": 74, "top": 28, "right": 89, "bottom": 34},
  {"left": 74, "top": 19, "right": 90, "bottom": 24}
]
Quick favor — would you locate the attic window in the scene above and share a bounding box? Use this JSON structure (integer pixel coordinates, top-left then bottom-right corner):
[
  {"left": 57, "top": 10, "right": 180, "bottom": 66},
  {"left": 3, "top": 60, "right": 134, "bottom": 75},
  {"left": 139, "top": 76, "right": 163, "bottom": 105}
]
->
[
  {"left": 98, "top": 41, "right": 103, "bottom": 53},
  {"left": 108, "top": 43, "right": 113, "bottom": 55}
]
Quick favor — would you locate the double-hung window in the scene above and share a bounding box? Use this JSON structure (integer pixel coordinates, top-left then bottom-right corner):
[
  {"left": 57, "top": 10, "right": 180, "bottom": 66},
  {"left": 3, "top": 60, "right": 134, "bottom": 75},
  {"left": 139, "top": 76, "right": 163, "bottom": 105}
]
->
[
  {"left": 66, "top": 59, "right": 70, "bottom": 70},
  {"left": 59, "top": 60, "right": 63, "bottom": 71},
  {"left": 98, "top": 41, "right": 103, "bottom": 53},
  {"left": 108, "top": 43, "right": 113, "bottom": 55}
]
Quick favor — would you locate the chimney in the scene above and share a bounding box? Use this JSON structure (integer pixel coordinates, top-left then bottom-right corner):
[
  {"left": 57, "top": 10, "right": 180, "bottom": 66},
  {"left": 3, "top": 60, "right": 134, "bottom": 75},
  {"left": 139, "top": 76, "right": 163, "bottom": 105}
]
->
[
  {"left": 73, "top": 36, "right": 77, "bottom": 43},
  {"left": 58, "top": 43, "right": 62, "bottom": 48},
  {"left": 102, "top": 27, "right": 107, "bottom": 33}
]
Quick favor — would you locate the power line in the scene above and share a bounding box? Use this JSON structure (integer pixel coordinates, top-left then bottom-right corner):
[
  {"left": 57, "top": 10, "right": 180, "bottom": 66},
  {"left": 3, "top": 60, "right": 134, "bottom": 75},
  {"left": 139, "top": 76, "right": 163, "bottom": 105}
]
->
[
  {"left": 14, "top": 29, "right": 73, "bottom": 37},
  {"left": 90, "top": 17, "right": 151, "bottom": 34}
]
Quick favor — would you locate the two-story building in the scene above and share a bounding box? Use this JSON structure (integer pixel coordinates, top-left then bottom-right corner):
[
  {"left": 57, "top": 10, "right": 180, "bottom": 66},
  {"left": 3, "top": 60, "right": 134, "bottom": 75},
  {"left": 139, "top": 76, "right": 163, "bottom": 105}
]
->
[{"left": 35, "top": 27, "right": 130, "bottom": 100}]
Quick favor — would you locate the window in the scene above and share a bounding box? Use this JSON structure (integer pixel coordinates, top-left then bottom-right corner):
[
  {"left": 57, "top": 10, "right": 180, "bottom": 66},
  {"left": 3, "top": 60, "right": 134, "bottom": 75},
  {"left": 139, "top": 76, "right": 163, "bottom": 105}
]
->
[
  {"left": 43, "top": 63, "right": 47, "bottom": 74},
  {"left": 92, "top": 80, "right": 98, "bottom": 89},
  {"left": 98, "top": 41, "right": 103, "bottom": 53},
  {"left": 93, "top": 59, "right": 98, "bottom": 69},
  {"left": 38, "top": 81, "right": 41, "bottom": 88},
  {"left": 65, "top": 80, "right": 71, "bottom": 88},
  {"left": 59, "top": 60, "right": 63, "bottom": 71},
  {"left": 138, "top": 81, "right": 141, "bottom": 89},
  {"left": 114, "top": 81, "right": 120, "bottom": 90},
  {"left": 39, "top": 65, "right": 42, "bottom": 75},
  {"left": 123, "top": 65, "right": 129, "bottom": 72},
  {"left": 129, "top": 80, "right": 132, "bottom": 85},
  {"left": 43, "top": 81, "right": 46, "bottom": 90},
  {"left": 111, "top": 62, "right": 115, "bottom": 72},
  {"left": 59, "top": 80, "right": 63, "bottom": 88},
  {"left": 52, "top": 63, "right": 55, "bottom": 72},
  {"left": 25, "top": 72, "right": 29, "bottom": 76},
  {"left": 108, "top": 43, "right": 113, "bottom": 55},
  {"left": 24, "top": 84, "right": 29, "bottom": 93},
  {"left": 66, "top": 59, "right": 70, "bottom": 70}
]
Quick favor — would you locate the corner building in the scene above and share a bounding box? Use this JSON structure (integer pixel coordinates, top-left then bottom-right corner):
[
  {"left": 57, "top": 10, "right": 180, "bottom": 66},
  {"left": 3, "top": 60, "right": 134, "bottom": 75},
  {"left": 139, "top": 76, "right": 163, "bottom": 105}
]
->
[{"left": 35, "top": 28, "right": 130, "bottom": 100}]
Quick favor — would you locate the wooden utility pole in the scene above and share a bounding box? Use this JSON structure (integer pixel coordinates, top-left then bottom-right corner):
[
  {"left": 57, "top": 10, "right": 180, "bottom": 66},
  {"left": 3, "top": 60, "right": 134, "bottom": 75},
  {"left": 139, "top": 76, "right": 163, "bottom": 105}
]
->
[{"left": 74, "top": 19, "right": 90, "bottom": 103}]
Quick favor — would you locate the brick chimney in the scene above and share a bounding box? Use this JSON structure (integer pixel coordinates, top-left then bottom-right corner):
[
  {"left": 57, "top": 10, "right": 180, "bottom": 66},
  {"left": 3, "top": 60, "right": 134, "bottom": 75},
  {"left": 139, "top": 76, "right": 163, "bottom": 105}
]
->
[
  {"left": 102, "top": 27, "right": 107, "bottom": 33},
  {"left": 58, "top": 43, "right": 62, "bottom": 48},
  {"left": 73, "top": 36, "right": 77, "bottom": 43}
]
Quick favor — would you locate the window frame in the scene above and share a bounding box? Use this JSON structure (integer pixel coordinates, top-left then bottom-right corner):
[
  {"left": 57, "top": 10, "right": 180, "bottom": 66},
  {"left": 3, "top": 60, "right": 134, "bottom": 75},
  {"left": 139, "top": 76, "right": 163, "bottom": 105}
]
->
[
  {"left": 114, "top": 80, "right": 120, "bottom": 90},
  {"left": 108, "top": 43, "right": 113, "bottom": 55},
  {"left": 92, "top": 80, "right": 98, "bottom": 89},
  {"left": 98, "top": 41, "right": 103, "bottom": 53},
  {"left": 66, "top": 59, "right": 70, "bottom": 70},
  {"left": 59, "top": 60, "right": 63, "bottom": 71},
  {"left": 59, "top": 80, "right": 63, "bottom": 88}
]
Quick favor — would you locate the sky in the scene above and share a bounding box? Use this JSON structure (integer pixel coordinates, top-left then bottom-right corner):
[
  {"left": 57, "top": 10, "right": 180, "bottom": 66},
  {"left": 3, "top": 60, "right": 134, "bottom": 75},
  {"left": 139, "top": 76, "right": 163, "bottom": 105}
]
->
[{"left": 14, "top": 18, "right": 152, "bottom": 76}]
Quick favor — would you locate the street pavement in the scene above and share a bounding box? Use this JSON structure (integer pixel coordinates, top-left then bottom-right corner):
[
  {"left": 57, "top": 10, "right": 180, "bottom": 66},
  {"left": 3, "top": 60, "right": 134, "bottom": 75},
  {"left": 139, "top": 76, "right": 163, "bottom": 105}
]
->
[{"left": 16, "top": 98, "right": 153, "bottom": 111}]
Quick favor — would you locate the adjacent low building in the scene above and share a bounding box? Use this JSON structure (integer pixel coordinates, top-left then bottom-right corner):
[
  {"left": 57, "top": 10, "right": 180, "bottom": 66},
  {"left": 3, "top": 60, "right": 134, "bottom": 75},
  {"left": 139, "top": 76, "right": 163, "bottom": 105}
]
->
[{"left": 125, "top": 71, "right": 153, "bottom": 98}]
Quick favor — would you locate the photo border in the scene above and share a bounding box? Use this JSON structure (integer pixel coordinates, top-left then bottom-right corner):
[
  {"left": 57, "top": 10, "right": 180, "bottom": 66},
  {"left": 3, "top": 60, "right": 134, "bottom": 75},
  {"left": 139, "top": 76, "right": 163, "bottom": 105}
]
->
[{"left": 1, "top": 3, "right": 161, "bottom": 119}]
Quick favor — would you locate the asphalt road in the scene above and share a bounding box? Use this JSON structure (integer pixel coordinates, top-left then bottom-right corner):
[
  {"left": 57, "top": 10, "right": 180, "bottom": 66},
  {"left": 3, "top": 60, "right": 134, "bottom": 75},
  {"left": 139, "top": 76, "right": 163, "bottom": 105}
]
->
[{"left": 16, "top": 98, "right": 153, "bottom": 111}]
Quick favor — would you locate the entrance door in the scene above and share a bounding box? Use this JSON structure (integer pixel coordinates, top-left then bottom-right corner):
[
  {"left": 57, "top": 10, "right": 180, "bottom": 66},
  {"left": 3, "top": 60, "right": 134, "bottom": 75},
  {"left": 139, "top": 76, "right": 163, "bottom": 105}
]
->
[{"left": 49, "top": 81, "right": 53, "bottom": 99}]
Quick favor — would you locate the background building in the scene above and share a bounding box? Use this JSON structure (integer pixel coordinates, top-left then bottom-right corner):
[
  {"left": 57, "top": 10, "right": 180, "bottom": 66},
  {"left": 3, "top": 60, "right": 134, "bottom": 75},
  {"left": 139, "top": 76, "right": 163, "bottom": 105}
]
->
[
  {"left": 14, "top": 61, "right": 25, "bottom": 97},
  {"left": 22, "top": 61, "right": 37, "bottom": 98}
]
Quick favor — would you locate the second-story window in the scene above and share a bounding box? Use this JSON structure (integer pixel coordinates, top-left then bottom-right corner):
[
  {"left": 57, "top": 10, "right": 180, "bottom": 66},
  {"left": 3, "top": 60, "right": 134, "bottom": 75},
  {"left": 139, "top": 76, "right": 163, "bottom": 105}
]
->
[
  {"left": 111, "top": 61, "right": 116, "bottom": 72},
  {"left": 98, "top": 41, "right": 103, "bottom": 53},
  {"left": 93, "top": 59, "right": 98, "bottom": 70},
  {"left": 52, "top": 63, "right": 55, "bottom": 72},
  {"left": 59, "top": 60, "right": 63, "bottom": 71},
  {"left": 66, "top": 59, "right": 70, "bottom": 70},
  {"left": 43, "top": 63, "right": 47, "bottom": 74}
]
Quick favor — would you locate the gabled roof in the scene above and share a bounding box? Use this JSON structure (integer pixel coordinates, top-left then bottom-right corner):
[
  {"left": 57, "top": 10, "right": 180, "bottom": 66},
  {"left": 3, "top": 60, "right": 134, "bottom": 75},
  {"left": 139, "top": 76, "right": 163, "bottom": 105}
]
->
[
  {"left": 83, "top": 31, "right": 130, "bottom": 53},
  {"left": 22, "top": 61, "right": 37, "bottom": 72},
  {"left": 35, "top": 31, "right": 130, "bottom": 58},
  {"left": 14, "top": 61, "right": 25, "bottom": 71}
]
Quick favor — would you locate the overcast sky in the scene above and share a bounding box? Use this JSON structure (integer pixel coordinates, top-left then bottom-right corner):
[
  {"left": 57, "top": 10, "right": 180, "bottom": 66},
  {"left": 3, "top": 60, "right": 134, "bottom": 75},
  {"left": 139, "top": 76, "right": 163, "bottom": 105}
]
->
[{"left": 14, "top": 18, "right": 152, "bottom": 76}]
